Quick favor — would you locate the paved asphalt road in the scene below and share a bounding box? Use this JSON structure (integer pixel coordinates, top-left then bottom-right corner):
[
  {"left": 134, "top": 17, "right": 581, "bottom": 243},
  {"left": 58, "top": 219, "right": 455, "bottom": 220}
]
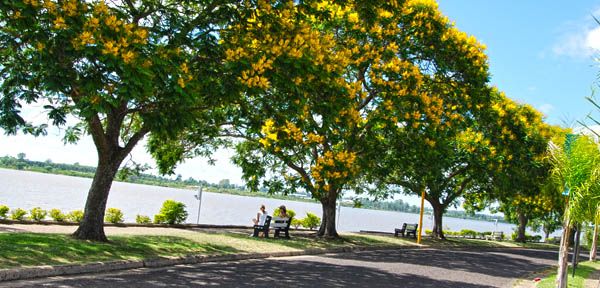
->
[{"left": 2, "top": 248, "right": 559, "bottom": 288}]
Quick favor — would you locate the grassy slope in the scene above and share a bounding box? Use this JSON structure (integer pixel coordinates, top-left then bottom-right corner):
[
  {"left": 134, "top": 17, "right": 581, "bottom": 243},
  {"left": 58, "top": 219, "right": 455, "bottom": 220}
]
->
[
  {"left": 0, "top": 229, "right": 561, "bottom": 269},
  {"left": 536, "top": 261, "right": 600, "bottom": 288},
  {"left": 0, "top": 231, "right": 416, "bottom": 269}
]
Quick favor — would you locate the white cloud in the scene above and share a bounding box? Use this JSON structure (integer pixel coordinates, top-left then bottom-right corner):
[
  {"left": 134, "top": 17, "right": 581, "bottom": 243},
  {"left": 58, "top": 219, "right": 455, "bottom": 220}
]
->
[
  {"left": 586, "top": 26, "right": 600, "bottom": 50},
  {"left": 574, "top": 124, "right": 600, "bottom": 140},
  {"left": 537, "top": 103, "right": 555, "bottom": 116},
  {"left": 551, "top": 11, "right": 600, "bottom": 59}
]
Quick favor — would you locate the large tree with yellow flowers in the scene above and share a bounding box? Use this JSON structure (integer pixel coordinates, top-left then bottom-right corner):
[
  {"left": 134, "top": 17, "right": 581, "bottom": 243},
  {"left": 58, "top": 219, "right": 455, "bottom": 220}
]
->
[
  {"left": 373, "top": 87, "right": 556, "bottom": 239},
  {"left": 225, "top": 0, "right": 489, "bottom": 237},
  {"left": 461, "top": 93, "right": 566, "bottom": 242},
  {"left": 0, "top": 0, "right": 236, "bottom": 241}
]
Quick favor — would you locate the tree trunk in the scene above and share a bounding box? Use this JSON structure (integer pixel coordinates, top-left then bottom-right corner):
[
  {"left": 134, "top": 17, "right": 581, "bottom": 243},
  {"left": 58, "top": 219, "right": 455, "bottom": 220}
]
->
[
  {"left": 556, "top": 216, "right": 572, "bottom": 288},
  {"left": 430, "top": 201, "right": 445, "bottom": 239},
  {"left": 317, "top": 199, "right": 338, "bottom": 238},
  {"left": 543, "top": 226, "right": 550, "bottom": 243},
  {"left": 72, "top": 156, "right": 121, "bottom": 241},
  {"left": 591, "top": 223, "right": 598, "bottom": 261},
  {"left": 515, "top": 211, "right": 528, "bottom": 243}
]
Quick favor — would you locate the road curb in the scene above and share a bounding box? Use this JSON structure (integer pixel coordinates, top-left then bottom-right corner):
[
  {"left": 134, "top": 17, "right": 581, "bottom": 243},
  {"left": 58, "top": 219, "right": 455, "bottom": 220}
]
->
[{"left": 0, "top": 245, "right": 417, "bottom": 282}]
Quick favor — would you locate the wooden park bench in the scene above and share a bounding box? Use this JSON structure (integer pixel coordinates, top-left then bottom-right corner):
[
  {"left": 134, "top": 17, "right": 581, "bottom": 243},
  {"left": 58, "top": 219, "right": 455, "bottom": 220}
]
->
[
  {"left": 252, "top": 215, "right": 272, "bottom": 238},
  {"left": 395, "top": 223, "right": 418, "bottom": 238},
  {"left": 485, "top": 231, "right": 504, "bottom": 241},
  {"left": 271, "top": 217, "right": 292, "bottom": 239}
]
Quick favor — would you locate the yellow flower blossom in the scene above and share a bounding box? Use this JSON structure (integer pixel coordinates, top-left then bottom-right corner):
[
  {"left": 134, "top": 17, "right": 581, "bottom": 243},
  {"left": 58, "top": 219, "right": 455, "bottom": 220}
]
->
[
  {"left": 53, "top": 17, "right": 66, "bottom": 29},
  {"left": 347, "top": 12, "right": 359, "bottom": 23},
  {"left": 121, "top": 50, "right": 135, "bottom": 64},
  {"left": 101, "top": 40, "right": 119, "bottom": 56}
]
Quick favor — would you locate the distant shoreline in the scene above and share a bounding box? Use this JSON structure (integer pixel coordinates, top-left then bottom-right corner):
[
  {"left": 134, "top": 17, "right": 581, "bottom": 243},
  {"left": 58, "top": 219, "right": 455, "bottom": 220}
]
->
[{"left": 0, "top": 155, "right": 507, "bottom": 224}]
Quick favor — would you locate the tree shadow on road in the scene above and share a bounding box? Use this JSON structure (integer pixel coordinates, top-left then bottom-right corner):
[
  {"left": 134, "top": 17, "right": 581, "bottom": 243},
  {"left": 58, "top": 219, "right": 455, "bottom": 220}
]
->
[
  {"left": 31, "top": 257, "right": 497, "bottom": 288},
  {"left": 323, "top": 248, "right": 558, "bottom": 279}
]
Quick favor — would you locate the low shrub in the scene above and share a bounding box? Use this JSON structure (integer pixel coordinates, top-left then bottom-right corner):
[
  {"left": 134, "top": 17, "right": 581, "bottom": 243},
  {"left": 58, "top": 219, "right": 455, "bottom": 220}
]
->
[
  {"left": 154, "top": 200, "right": 188, "bottom": 224},
  {"left": 10, "top": 208, "right": 27, "bottom": 221},
  {"left": 0, "top": 205, "right": 9, "bottom": 219},
  {"left": 273, "top": 207, "right": 296, "bottom": 219},
  {"left": 460, "top": 229, "right": 478, "bottom": 238},
  {"left": 66, "top": 210, "right": 84, "bottom": 223},
  {"left": 136, "top": 214, "right": 151, "bottom": 224},
  {"left": 291, "top": 218, "right": 303, "bottom": 229},
  {"left": 424, "top": 229, "right": 432, "bottom": 235},
  {"left": 510, "top": 232, "right": 540, "bottom": 242},
  {"left": 105, "top": 208, "right": 124, "bottom": 224},
  {"left": 29, "top": 207, "right": 47, "bottom": 221},
  {"left": 49, "top": 209, "right": 65, "bottom": 222},
  {"left": 153, "top": 214, "right": 165, "bottom": 224},
  {"left": 301, "top": 212, "right": 321, "bottom": 230}
]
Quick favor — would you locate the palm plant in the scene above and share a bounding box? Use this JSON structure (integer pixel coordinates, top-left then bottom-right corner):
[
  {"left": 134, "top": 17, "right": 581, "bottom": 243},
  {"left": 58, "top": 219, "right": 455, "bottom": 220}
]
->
[{"left": 549, "top": 135, "right": 600, "bottom": 287}]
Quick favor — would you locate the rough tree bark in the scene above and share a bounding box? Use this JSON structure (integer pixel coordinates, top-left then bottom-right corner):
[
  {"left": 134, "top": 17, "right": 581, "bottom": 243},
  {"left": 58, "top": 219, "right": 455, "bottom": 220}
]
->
[
  {"left": 72, "top": 108, "right": 147, "bottom": 241},
  {"left": 429, "top": 200, "right": 446, "bottom": 239},
  {"left": 72, "top": 155, "right": 122, "bottom": 241},
  {"left": 556, "top": 217, "right": 572, "bottom": 288},
  {"left": 515, "top": 211, "right": 528, "bottom": 243},
  {"left": 317, "top": 188, "right": 339, "bottom": 238},
  {"left": 591, "top": 222, "right": 598, "bottom": 261}
]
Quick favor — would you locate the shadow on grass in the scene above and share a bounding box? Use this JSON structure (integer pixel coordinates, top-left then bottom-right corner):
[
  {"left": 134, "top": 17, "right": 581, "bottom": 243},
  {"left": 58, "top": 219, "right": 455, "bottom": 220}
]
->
[
  {"left": 421, "top": 237, "right": 560, "bottom": 250},
  {"left": 221, "top": 230, "right": 410, "bottom": 251},
  {"left": 0, "top": 233, "right": 240, "bottom": 268}
]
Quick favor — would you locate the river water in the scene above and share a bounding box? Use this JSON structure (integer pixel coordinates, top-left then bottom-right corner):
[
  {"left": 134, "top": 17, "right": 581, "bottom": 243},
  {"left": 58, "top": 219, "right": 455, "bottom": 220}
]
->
[{"left": 0, "top": 168, "right": 524, "bottom": 235}]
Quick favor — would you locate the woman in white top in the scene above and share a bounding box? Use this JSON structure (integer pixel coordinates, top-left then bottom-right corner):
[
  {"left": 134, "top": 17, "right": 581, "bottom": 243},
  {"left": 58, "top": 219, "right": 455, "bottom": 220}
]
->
[{"left": 252, "top": 204, "right": 268, "bottom": 225}]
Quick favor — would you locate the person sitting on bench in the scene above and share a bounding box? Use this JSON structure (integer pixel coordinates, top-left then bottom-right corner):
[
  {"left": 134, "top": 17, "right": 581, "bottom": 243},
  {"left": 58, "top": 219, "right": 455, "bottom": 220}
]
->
[
  {"left": 251, "top": 204, "right": 269, "bottom": 237},
  {"left": 252, "top": 204, "right": 268, "bottom": 226}
]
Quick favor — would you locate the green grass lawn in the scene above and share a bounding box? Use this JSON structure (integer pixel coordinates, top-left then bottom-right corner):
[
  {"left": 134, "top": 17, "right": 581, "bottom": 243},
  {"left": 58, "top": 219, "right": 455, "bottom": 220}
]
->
[
  {"left": 421, "top": 237, "right": 559, "bottom": 250},
  {"left": 0, "top": 233, "right": 238, "bottom": 268},
  {"left": 536, "top": 261, "right": 600, "bottom": 288},
  {"left": 0, "top": 231, "right": 417, "bottom": 269},
  {"left": 0, "top": 229, "right": 560, "bottom": 269}
]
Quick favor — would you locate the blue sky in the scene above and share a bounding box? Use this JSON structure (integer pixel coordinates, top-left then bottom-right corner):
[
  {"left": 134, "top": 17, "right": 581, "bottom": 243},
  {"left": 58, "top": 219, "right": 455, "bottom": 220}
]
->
[
  {"left": 2, "top": 1, "right": 600, "bottom": 191},
  {"left": 438, "top": 0, "right": 600, "bottom": 126}
]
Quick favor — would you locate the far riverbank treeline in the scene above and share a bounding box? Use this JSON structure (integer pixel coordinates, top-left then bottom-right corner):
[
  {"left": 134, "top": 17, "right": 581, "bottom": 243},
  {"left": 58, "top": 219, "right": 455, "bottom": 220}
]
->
[{"left": 0, "top": 154, "right": 505, "bottom": 223}]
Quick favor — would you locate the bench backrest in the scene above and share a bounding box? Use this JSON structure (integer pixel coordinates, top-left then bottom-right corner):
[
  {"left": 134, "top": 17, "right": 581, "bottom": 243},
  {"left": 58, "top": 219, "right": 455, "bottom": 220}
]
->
[
  {"left": 406, "top": 224, "right": 418, "bottom": 232},
  {"left": 261, "top": 216, "right": 272, "bottom": 228},
  {"left": 271, "top": 217, "right": 290, "bottom": 229}
]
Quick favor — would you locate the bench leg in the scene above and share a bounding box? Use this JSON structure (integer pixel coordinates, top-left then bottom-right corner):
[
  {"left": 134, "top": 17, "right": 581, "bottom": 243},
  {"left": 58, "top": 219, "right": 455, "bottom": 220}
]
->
[
  {"left": 265, "top": 229, "right": 269, "bottom": 238},
  {"left": 252, "top": 229, "right": 259, "bottom": 237}
]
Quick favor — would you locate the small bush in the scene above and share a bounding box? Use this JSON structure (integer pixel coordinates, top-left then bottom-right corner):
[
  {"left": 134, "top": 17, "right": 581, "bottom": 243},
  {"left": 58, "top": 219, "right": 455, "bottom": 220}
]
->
[
  {"left": 66, "top": 210, "right": 84, "bottom": 223},
  {"left": 153, "top": 214, "right": 166, "bottom": 224},
  {"left": 104, "top": 208, "right": 124, "bottom": 224},
  {"left": 460, "top": 229, "right": 478, "bottom": 238},
  {"left": 0, "top": 205, "right": 9, "bottom": 219},
  {"left": 527, "top": 234, "right": 542, "bottom": 242},
  {"left": 10, "top": 208, "right": 27, "bottom": 221},
  {"left": 510, "top": 232, "right": 539, "bottom": 242},
  {"left": 154, "top": 200, "right": 188, "bottom": 224},
  {"left": 291, "top": 218, "right": 303, "bottom": 229},
  {"left": 29, "top": 207, "right": 47, "bottom": 221},
  {"left": 273, "top": 207, "right": 296, "bottom": 219},
  {"left": 301, "top": 212, "right": 321, "bottom": 230},
  {"left": 136, "top": 214, "right": 151, "bottom": 224},
  {"left": 49, "top": 209, "right": 65, "bottom": 222},
  {"left": 424, "top": 229, "right": 432, "bottom": 235}
]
